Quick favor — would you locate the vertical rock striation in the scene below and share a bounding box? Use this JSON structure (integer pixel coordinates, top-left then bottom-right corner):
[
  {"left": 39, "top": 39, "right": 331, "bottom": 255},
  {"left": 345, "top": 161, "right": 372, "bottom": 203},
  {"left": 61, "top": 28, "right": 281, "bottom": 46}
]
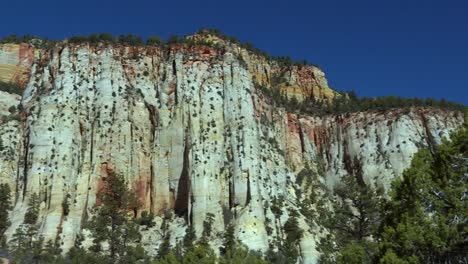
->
[{"left": 0, "top": 38, "right": 463, "bottom": 263}]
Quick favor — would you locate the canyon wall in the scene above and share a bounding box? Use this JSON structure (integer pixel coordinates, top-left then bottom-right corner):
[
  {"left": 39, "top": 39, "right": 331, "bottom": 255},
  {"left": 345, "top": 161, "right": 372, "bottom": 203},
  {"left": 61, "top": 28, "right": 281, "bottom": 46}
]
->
[
  {"left": 0, "top": 38, "right": 463, "bottom": 263},
  {"left": 0, "top": 43, "right": 37, "bottom": 86}
]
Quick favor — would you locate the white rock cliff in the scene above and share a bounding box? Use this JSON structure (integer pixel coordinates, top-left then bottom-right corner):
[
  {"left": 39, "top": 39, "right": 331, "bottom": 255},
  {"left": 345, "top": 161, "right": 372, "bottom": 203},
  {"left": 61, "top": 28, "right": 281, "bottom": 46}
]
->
[{"left": 0, "top": 39, "right": 463, "bottom": 263}]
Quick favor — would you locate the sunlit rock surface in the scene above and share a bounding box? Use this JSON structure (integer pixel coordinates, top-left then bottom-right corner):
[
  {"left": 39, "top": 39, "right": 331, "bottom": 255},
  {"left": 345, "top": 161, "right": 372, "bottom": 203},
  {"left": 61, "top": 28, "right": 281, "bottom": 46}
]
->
[{"left": 0, "top": 38, "right": 463, "bottom": 263}]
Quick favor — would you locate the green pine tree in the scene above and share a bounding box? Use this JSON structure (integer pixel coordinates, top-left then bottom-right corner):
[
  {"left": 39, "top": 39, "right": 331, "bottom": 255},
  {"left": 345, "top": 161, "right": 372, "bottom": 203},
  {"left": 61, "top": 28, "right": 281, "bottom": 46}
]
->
[
  {"left": 282, "top": 209, "right": 304, "bottom": 263},
  {"left": 24, "top": 193, "right": 40, "bottom": 225},
  {"left": 183, "top": 224, "right": 196, "bottom": 250},
  {"left": 86, "top": 172, "right": 143, "bottom": 264},
  {"left": 378, "top": 125, "right": 468, "bottom": 263},
  {"left": 222, "top": 224, "right": 236, "bottom": 254},
  {"left": 0, "top": 183, "right": 12, "bottom": 241},
  {"left": 199, "top": 213, "right": 215, "bottom": 245},
  {"left": 319, "top": 173, "right": 384, "bottom": 263}
]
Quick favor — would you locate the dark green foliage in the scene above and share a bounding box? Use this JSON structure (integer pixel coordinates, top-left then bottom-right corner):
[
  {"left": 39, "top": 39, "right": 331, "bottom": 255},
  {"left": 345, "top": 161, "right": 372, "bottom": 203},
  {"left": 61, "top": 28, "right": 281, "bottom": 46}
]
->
[
  {"left": 265, "top": 205, "right": 305, "bottom": 264},
  {"left": 183, "top": 224, "right": 196, "bottom": 249},
  {"left": 24, "top": 193, "right": 40, "bottom": 225},
  {"left": 196, "top": 28, "right": 301, "bottom": 63},
  {"left": 334, "top": 91, "right": 466, "bottom": 113},
  {"left": 8, "top": 223, "right": 63, "bottom": 264},
  {"left": 157, "top": 233, "right": 171, "bottom": 258},
  {"left": 377, "top": 124, "right": 468, "bottom": 263},
  {"left": 318, "top": 120, "right": 468, "bottom": 263},
  {"left": 85, "top": 172, "right": 143, "bottom": 264},
  {"left": 152, "top": 219, "right": 267, "bottom": 264},
  {"left": 270, "top": 195, "right": 284, "bottom": 218},
  {"left": 255, "top": 80, "right": 466, "bottom": 117},
  {"left": 98, "top": 33, "right": 115, "bottom": 43},
  {"left": 201, "top": 213, "right": 215, "bottom": 239},
  {"left": 67, "top": 33, "right": 116, "bottom": 45},
  {"left": 42, "top": 240, "right": 64, "bottom": 262},
  {"left": 296, "top": 165, "right": 329, "bottom": 209},
  {"left": 318, "top": 173, "right": 384, "bottom": 263},
  {"left": 0, "top": 34, "right": 35, "bottom": 44},
  {"left": 265, "top": 246, "right": 288, "bottom": 264},
  {"left": 158, "top": 210, "right": 173, "bottom": 258},
  {"left": 254, "top": 80, "right": 325, "bottom": 115},
  {"left": 68, "top": 35, "right": 89, "bottom": 43},
  {"left": 65, "top": 232, "right": 267, "bottom": 264},
  {"left": 65, "top": 235, "right": 105, "bottom": 263},
  {"left": 464, "top": 109, "right": 468, "bottom": 128},
  {"left": 0, "top": 34, "right": 57, "bottom": 48},
  {"left": 222, "top": 224, "right": 236, "bottom": 253},
  {"left": 282, "top": 209, "right": 304, "bottom": 263},
  {"left": 8, "top": 105, "right": 16, "bottom": 114},
  {"left": 68, "top": 33, "right": 164, "bottom": 47},
  {"left": 117, "top": 34, "right": 144, "bottom": 46},
  {"left": 219, "top": 245, "right": 267, "bottom": 264},
  {"left": 297, "top": 183, "right": 326, "bottom": 227},
  {"left": 0, "top": 183, "right": 12, "bottom": 239},
  {"left": 7, "top": 192, "right": 58, "bottom": 263},
  {"left": 166, "top": 34, "right": 181, "bottom": 45},
  {"left": 88, "top": 34, "right": 99, "bottom": 44},
  {"left": 9, "top": 224, "right": 40, "bottom": 264},
  {"left": 0, "top": 81, "right": 23, "bottom": 95},
  {"left": 153, "top": 243, "right": 217, "bottom": 264},
  {"left": 137, "top": 210, "right": 155, "bottom": 228},
  {"left": 336, "top": 243, "right": 367, "bottom": 264},
  {"left": 2, "top": 29, "right": 318, "bottom": 67},
  {"left": 333, "top": 175, "right": 383, "bottom": 241},
  {"left": 62, "top": 195, "right": 70, "bottom": 216},
  {"left": 271, "top": 56, "right": 294, "bottom": 67},
  {"left": 146, "top": 36, "right": 163, "bottom": 46}
]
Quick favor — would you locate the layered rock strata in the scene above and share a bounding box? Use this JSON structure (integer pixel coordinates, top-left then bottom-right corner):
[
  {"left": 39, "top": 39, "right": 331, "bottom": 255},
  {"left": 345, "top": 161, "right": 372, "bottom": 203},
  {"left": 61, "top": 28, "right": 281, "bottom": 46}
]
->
[{"left": 0, "top": 38, "right": 463, "bottom": 263}]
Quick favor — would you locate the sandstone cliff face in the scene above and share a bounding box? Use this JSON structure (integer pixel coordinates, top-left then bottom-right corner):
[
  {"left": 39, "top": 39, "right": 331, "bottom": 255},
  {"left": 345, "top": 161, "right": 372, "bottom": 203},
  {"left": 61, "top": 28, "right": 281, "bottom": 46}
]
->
[
  {"left": 0, "top": 91, "right": 23, "bottom": 198},
  {"left": 0, "top": 38, "right": 463, "bottom": 263},
  {"left": 281, "top": 108, "right": 462, "bottom": 189},
  {"left": 150, "top": 34, "right": 338, "bottom": 103},
  {"left": 0, "top": 43, "right": 38, "bottom": 86}
]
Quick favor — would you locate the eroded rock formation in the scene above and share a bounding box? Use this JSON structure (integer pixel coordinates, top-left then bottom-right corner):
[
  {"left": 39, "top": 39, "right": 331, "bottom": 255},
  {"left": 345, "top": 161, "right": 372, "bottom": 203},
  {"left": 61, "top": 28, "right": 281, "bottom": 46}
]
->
[{"left": 0, "top": 37, "right": 463, "bottom": 263}]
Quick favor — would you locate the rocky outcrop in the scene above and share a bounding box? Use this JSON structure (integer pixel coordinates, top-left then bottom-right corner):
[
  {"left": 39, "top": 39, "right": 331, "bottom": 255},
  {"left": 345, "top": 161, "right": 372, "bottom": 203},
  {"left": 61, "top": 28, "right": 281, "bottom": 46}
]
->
[
  {"left": 166, "top": 34, "right": 338, "bottom": 102},
  {"left": 281, "top": 108, "right": 463, "bottom": 190},
  {"left": 0, "top": 38, "right": 463, "bottom": 263},
  {"left": 0, "top": 43, "right": 37, "bottom": 86}
]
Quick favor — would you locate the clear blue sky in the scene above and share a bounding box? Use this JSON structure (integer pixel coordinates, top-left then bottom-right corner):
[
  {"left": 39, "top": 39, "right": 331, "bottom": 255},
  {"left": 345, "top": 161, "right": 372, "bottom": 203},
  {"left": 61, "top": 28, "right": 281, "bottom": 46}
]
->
[{"left": 2, "top": 0, "right": 467, "bottom": 105}]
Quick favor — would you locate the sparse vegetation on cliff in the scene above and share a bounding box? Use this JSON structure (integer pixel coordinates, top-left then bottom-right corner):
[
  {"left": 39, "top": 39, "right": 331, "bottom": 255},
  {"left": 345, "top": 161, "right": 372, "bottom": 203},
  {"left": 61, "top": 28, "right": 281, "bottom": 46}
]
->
[
  {"left": 330, "top": 90, "right": 466, "bottom": 113},
  {"left": 318, "top": 120, "right": 468, "bottom": 263},
  {"left": 0, "top": 81, "right": 23, "bottom": 95},
  {"left": 1, "top": 28, "right": 319, "bottom": 69},
  {"left": 318, "top": 174, "right": 384, "bottom": 263},
  {"left": 0, "top": 34, "right": 56, "bottom": 49},
  {"left": 255, "top": 79, "right": 466, "bottom": 116},
  {"left": 0, "top": 183, "right": 12, "bottom": 243},
  {"left": 0, "top": 28, "right": 466, "bottom": 264},
  {"left": 377, "top": 125, "right": 468, "bottom": 263},
  {"left": 1, "top": 113, "right": 465, "bottom": 264},
  {"left": 84, "top": 172, "right": 144, "bottom": 263}
]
